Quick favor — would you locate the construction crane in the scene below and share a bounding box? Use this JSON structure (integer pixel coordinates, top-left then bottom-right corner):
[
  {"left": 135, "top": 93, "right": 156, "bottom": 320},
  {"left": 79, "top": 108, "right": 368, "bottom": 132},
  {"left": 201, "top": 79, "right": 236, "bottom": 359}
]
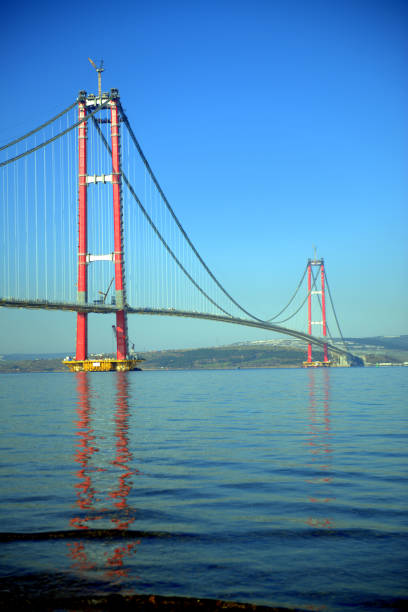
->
[
  {"left": 98, "top": 278, "right": 114, "bottom": 304},
  {"left": 88, "top": 57, "right": 104, "bottom": 101}
]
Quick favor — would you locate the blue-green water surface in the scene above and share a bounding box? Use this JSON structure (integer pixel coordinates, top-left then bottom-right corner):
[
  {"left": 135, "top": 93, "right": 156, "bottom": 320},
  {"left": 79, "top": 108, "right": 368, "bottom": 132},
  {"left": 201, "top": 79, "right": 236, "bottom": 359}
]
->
[{"left": 0, "top": 367, "right": 407, "bottom": 610}]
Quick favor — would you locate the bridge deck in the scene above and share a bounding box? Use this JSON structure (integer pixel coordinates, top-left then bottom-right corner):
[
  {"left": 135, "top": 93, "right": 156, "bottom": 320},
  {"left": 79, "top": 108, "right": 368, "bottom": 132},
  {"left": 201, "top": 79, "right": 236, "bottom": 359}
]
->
[{"left": 0, "top": 297, "right": 362, "bottom": 363}]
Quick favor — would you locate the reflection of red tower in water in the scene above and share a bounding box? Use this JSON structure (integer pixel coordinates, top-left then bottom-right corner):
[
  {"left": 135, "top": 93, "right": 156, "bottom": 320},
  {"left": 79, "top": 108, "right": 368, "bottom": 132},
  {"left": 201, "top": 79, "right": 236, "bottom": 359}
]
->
[
  {"left": 68, "top": 372, "right": 139, "bottom": 578},
  {"left": 305, "top": 369, "right": 334, "bottom": 529},
  {"left": 110, "top": 374, "right": 135, "bottom": 530}
]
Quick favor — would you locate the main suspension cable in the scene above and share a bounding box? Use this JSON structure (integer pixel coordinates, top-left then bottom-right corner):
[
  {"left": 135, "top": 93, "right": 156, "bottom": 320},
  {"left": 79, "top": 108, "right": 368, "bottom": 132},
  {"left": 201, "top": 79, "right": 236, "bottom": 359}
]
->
[
  {"left": 324, "top": 270, "right": 347, "bottom": 348},
  {"left": 267, "top": 264, "right": 308, "bottom": 321},
  {"left": 304, "top": 269, "right": 346, "bottom": 352},
  {"left": 117, "top": 102, "right": 265, "bottom": 323},
  {"left": 314, "top": 288, "right": 333, "bottom": 341},
  {"left": 91, "top": 116, "right": 235, "bottom": 318},
  {"left": 273, "top": 267, "right": 320, "bottom": 324},
  {"left": 0, "top": 101, "right": 77, "bottom": 152},
  {"left": 0, "top": 100, "right": 111, "bottom": 168}
]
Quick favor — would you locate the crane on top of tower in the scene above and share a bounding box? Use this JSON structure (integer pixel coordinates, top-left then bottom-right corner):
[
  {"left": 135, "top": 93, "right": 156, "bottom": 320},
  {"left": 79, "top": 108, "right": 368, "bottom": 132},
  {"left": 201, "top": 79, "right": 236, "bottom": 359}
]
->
[{"left": 88, "top": 58, "right": 104, "bottom": 101}]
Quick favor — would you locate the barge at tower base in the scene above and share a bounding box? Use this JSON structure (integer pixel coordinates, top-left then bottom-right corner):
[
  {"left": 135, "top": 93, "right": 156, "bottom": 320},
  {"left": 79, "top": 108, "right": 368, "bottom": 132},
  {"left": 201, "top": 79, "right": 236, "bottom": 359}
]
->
[{"left": 63, "top": 357, "right": 143, "bottom": 372}]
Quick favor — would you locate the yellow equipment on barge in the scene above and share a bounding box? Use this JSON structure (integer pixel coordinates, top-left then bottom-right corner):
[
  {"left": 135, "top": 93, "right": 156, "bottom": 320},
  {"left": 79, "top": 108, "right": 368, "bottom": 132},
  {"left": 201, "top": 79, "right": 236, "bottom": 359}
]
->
[
  {"left": 63, "top": 357, "right": 144, "bottom": 372},
  {"left": 302, "top": 360, "right": 332, "bottom": 368}
]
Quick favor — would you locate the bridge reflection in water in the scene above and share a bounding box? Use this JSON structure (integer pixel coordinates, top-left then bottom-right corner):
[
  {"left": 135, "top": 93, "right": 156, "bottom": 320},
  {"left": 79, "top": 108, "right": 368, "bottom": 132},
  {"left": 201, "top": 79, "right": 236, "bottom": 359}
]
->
[
  {"left": 305, "top": 369, "right": 335, "bottom": 530},
  {"left": 68, "top": 372, "right": 139, "bottom": 580},
  {"left": 66, "top": 368, "right": 336, "bottom": 588}
]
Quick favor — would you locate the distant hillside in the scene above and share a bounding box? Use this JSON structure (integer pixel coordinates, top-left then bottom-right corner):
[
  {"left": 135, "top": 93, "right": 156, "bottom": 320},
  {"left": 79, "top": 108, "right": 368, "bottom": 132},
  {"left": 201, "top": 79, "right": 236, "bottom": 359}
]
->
[
  {"left": 0, "top": 358, "right": 67, "bottom": 373},
  {"left": 0, "top": 344, "right": 318, "bottom": 372},
  {"left": 344, "top": 335, "right": 408, "bottom": 351},
  {"left": 342, "top": 336, "right": 408, "bottom": 364},
  {"left": 141, "top": 343, "right": 316, "bottom": 370}
]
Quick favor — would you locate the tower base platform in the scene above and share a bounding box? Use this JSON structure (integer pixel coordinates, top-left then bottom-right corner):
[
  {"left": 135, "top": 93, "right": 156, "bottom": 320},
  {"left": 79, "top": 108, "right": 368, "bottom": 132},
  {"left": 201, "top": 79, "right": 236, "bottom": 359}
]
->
[
  {"left": 63, "top": 358, "right": 143, "bottom": 372},
  {"left": 302, "top": 360, "right": 332, "bottom": 368}
]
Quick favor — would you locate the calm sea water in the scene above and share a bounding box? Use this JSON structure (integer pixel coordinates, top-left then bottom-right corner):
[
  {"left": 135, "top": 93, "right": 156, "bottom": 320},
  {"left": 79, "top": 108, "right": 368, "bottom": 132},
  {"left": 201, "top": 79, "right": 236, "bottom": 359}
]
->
[{"left": 0, "top": 367, "right": 407, "bottom": 610}]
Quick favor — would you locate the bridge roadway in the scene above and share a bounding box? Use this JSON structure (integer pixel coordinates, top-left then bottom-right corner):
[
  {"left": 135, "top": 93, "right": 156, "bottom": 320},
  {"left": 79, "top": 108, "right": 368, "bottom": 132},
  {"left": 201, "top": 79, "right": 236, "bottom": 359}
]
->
[{"left": 0, "top": 297, "right": 363, "bottom": 364}]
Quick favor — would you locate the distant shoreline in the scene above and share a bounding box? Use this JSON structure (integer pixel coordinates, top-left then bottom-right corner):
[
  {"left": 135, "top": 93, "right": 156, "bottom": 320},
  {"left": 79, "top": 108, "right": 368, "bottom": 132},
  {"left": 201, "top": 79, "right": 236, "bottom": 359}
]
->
[
  {"left": 0, "top": 362, "right": 303, "bottom": 374},
  {"left": 1, "top": 336, "right": 407, "bottom": 373}
]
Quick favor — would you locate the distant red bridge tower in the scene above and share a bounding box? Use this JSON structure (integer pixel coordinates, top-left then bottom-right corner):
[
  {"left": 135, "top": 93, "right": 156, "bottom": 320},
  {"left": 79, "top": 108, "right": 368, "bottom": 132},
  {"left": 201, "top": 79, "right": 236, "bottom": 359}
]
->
[{"left": 303, "top": 257, "right": 330, "bottom": 368}]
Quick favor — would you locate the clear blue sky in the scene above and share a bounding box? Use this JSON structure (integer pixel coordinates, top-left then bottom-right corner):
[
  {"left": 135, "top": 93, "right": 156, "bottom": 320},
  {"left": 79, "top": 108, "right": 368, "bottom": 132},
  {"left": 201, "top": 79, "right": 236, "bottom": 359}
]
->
[{"left": 1, "top": 0, "right": 407, "bottom": 353}]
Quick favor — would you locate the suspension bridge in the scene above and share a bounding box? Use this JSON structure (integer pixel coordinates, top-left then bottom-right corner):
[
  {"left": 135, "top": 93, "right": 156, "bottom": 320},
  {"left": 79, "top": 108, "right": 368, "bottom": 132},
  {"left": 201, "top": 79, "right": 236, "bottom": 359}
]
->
[{"left": 0, "top": 81, "right": 363, "bottom": 370}]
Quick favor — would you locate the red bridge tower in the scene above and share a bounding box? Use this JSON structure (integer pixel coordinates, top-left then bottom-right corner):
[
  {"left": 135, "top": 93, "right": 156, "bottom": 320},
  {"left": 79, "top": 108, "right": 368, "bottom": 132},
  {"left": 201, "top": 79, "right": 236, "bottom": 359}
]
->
[
  {"left": 303, "top": 257, "right": 330, "bottom": 368},
  {"left": 65, "top": 89, "right": 142, "bottom": 372}
]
